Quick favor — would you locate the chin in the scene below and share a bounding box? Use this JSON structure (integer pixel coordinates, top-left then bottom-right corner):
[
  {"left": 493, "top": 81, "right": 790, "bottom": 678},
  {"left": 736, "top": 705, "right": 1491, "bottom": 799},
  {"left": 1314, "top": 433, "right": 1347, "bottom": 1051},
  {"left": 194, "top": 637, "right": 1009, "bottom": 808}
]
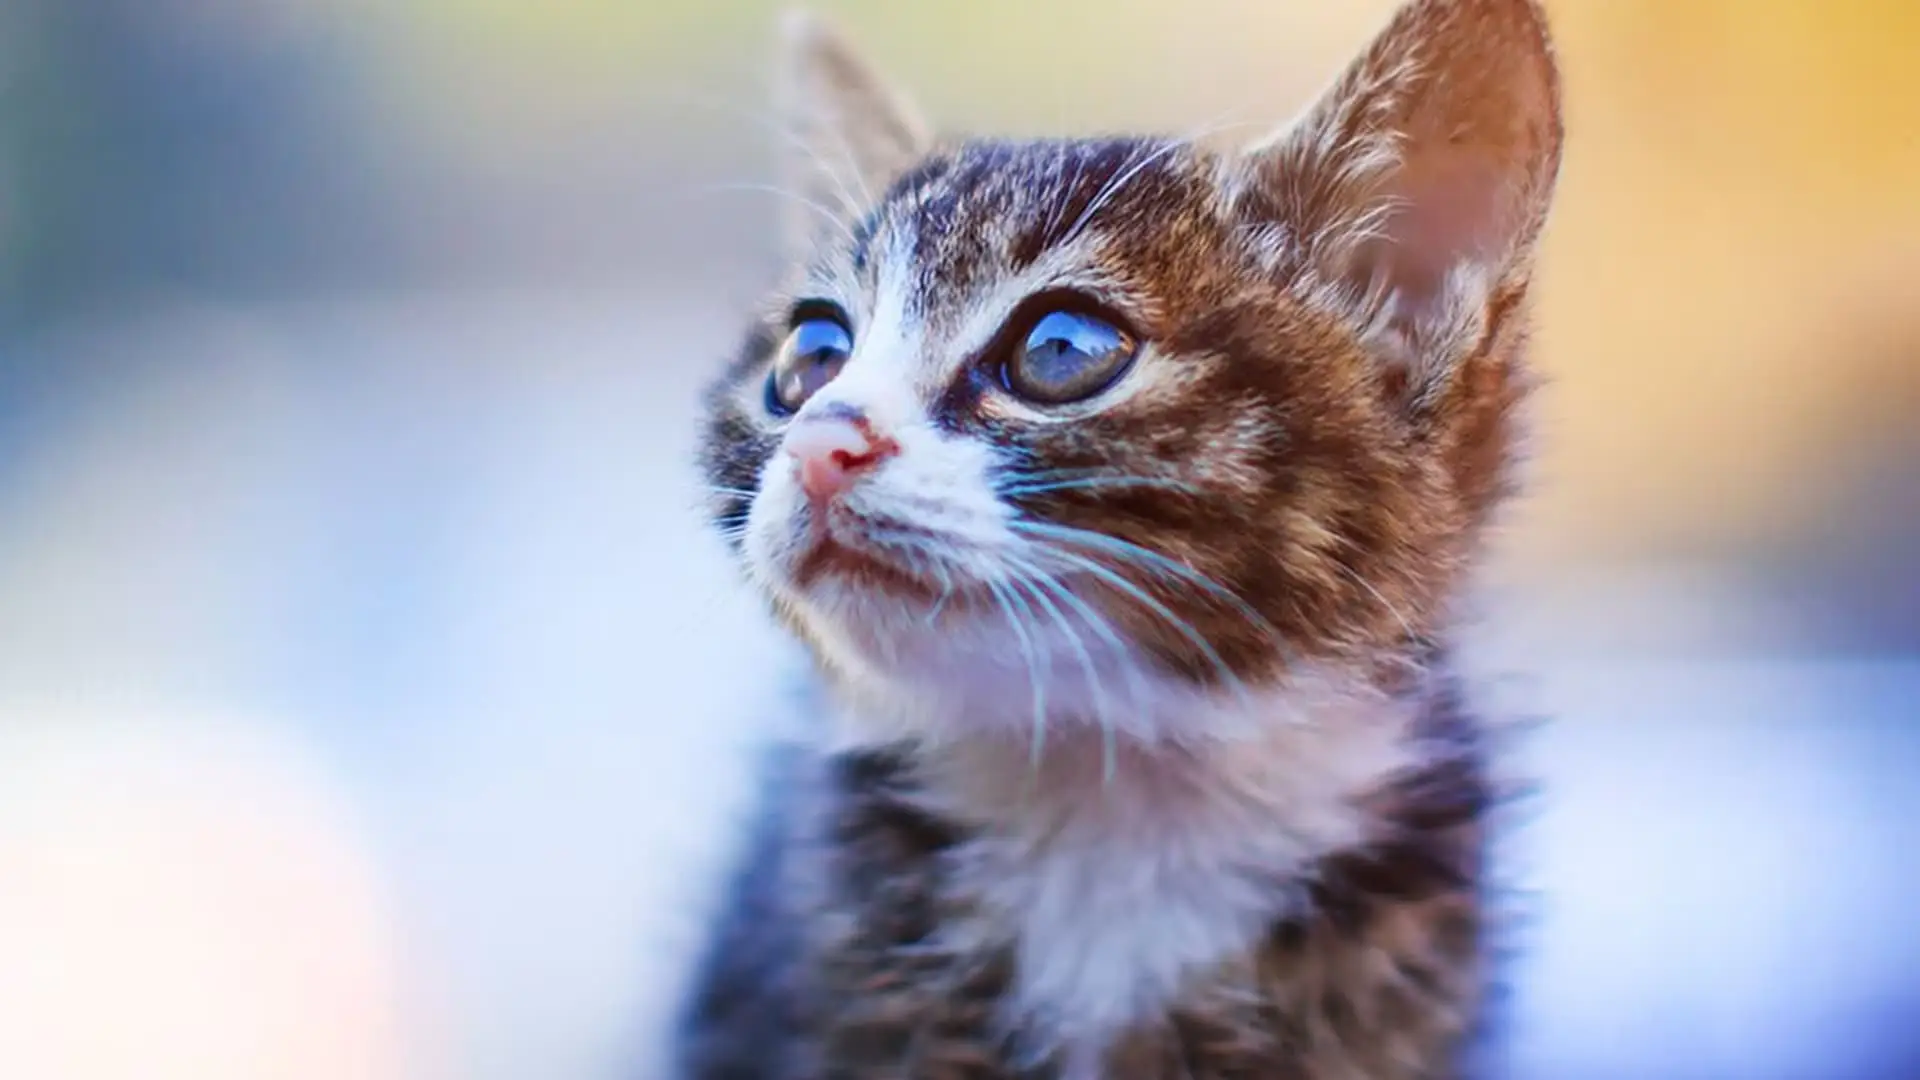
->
[
  {"left": 745, "top": 472, "right": 993, "bottom": 660},
  {"left": 751, "top": 526, "right": 1253, "bottom": 751},
  {"left": 768, "top": 548, "right": 986, "bottom": 684}
]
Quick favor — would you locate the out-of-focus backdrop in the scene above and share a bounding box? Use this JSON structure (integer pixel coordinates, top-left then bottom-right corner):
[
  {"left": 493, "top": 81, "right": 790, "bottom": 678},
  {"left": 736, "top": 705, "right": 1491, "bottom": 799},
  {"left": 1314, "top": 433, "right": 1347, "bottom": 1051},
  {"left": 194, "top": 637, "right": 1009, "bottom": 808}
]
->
[{"left": 1, "top": 2, "right": 1915, "bottom": 1078}]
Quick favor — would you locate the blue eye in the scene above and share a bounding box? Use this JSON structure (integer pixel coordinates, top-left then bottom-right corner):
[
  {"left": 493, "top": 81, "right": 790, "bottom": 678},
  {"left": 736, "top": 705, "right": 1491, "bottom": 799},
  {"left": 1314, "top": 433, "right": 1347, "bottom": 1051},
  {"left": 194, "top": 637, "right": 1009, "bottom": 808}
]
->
[
  {"left": 768, "top": 312, "right": 853, "bottom": 414},
  {"left": 1003, "top": 309, "right": 1138, "bottom": 405}
]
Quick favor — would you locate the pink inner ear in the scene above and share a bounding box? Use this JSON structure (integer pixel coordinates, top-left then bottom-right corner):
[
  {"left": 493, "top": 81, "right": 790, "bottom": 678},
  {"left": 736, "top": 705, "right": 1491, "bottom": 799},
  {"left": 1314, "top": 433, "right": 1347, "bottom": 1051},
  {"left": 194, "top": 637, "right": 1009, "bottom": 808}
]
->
[
  {"left": 1259, "top": 0, "right": 1562, "bottom": 330},
  {"left": 1352, "top": 152, "right": 1511, "bottom": 317}
]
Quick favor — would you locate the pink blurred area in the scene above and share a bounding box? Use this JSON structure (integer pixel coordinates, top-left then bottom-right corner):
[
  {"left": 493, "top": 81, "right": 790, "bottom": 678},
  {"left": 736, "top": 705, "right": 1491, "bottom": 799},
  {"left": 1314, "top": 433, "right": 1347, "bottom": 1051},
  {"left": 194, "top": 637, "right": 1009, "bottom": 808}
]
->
[
  {"left": 1, "top": 2, "right": 1916, "bottom": 1079},
  {"left": 0, "top": 705, "right": 418, "bottom": 1079}
]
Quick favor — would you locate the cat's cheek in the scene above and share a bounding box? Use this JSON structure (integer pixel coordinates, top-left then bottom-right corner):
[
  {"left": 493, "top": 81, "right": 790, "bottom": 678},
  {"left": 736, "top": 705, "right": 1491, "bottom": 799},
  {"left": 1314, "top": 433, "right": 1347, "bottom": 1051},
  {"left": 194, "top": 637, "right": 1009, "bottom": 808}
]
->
[{"left": 739, "top": 461, "right": 809, "bottom": 589}]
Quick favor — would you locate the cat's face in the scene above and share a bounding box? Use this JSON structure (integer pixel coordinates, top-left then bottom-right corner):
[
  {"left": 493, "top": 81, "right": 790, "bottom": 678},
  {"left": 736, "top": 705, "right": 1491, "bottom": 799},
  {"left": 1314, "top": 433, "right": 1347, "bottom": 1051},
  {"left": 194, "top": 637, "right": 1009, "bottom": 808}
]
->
[{"left": 700, "top": 0, "right": 1561, "bottom": 743}]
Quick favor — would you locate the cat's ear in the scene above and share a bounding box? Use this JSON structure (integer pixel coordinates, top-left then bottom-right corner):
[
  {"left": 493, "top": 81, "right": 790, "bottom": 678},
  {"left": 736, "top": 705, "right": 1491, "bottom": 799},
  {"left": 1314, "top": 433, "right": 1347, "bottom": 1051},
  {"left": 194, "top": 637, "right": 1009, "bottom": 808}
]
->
[
  {"left": 1235, "top": 0, "right": 1563, "bottom": 387},
  {"left": 775, "top": 11, "right": 933, "bottom": 258}
]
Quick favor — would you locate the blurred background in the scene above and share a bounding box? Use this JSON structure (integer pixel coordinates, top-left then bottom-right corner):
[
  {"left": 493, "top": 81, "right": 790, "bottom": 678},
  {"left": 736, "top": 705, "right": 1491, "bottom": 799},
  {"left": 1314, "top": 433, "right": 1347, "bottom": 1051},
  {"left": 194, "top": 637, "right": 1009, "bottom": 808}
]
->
[{"left": 0, "top": 1, "right": 1915, "bottom": 1078}]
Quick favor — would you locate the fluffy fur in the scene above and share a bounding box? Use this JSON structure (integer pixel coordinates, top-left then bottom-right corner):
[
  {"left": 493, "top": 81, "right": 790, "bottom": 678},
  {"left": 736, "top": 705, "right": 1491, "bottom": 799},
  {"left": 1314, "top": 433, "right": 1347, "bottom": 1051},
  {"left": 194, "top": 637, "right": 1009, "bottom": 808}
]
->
[{"left": 678, "top": 0, "right": 1563, "bottom": 1076}]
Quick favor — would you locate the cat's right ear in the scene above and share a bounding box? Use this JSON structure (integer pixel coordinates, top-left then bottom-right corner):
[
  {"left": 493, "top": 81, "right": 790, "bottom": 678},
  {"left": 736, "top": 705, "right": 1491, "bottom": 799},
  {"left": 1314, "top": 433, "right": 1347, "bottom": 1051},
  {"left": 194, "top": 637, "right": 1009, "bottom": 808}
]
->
[
  {"left": 1233, "top": 0, "right": 1563, "bottom": 396},
  {"left": 775, "top": 11, "right": 932, "bottom": 260}
]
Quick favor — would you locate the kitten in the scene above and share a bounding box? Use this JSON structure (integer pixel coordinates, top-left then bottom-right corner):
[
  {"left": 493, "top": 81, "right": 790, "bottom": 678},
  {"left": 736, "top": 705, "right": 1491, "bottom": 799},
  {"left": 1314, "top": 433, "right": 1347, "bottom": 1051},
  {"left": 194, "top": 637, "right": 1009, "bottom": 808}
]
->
[{"left": 677, "top": 0, "right": 1563, "bottom": 1076}]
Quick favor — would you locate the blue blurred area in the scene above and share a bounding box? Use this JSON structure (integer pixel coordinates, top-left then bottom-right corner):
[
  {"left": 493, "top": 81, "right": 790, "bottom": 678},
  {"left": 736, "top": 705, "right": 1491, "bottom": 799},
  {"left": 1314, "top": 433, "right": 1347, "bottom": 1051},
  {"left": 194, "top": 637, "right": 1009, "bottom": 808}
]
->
[
  {"left": 1, "top": 4, "right": 1916, "bottom": 1079},
  {"left": 1, "top": 1, "right": 398, "bottom": 328}
]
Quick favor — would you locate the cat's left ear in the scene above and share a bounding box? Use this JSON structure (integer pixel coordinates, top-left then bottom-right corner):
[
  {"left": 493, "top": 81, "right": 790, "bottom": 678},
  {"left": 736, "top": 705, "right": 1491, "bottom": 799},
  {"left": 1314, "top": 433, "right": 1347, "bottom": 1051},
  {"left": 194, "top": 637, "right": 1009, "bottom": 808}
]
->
[
  {"left": 775, "top": 11, "right": 933, "bottom": 259},
  {"left": 1234, "top": 0, "right": 1563, "bottom": 391}
]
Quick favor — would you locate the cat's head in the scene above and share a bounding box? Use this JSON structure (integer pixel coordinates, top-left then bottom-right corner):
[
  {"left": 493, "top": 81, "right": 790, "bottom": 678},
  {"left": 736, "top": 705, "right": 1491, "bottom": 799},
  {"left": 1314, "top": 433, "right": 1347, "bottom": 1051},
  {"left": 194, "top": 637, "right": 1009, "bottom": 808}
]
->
[{"left": 700, "top": 0, "right": 1562, "bottom": 744}]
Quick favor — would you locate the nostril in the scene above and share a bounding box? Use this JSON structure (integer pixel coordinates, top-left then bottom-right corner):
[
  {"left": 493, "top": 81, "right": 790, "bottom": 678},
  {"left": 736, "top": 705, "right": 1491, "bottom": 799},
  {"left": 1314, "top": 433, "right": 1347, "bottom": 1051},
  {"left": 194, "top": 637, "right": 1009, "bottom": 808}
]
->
[
  {"left": 829, "top": 447, "right": 877, "bottom": 472},
  {"left": 786, "top": 416, "right": 898, "bottom": 502}
]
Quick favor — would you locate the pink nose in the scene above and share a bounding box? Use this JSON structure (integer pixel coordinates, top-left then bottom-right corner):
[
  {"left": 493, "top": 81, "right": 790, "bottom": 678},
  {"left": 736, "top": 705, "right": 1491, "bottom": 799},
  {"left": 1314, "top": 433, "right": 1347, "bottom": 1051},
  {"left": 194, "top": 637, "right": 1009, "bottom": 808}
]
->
[{"left": 785, "top": 416, "right": 898, "bottom": 503}]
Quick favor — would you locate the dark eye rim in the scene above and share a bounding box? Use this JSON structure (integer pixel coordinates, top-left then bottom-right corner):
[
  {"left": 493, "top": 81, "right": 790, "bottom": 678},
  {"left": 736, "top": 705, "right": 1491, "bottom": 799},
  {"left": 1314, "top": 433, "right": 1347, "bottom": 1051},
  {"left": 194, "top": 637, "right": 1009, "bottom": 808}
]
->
[
  {"left": 787, "top": 298, "right": 852, "bottom": 333},
  {"left": 989, "top": 288, "right": 1142, "bottom": 405},
  {"left": 764, "top": 299, "right": 855, "bottom": 417}
]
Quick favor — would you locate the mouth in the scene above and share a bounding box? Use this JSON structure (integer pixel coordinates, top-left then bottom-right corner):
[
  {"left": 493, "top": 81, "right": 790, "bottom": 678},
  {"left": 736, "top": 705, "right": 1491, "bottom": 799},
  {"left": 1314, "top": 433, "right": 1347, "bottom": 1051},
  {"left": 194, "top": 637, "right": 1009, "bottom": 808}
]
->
[
  {"left": 791, "top": 535, "right": 939, "bottom": 600},
  {"left": 787, "top": 508, "right": 951, "bottom": 604}
]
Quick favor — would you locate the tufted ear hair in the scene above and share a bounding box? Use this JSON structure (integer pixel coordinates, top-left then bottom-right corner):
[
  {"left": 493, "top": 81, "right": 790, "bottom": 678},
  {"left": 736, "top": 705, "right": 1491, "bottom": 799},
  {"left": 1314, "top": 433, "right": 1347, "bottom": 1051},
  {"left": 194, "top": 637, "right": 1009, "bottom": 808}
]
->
[
  {"left": 1235, "top": 0, "right": 1564, "bottom": 396},
  {"left": 775, "top": 10, "right": 933, "bottom": 261}
]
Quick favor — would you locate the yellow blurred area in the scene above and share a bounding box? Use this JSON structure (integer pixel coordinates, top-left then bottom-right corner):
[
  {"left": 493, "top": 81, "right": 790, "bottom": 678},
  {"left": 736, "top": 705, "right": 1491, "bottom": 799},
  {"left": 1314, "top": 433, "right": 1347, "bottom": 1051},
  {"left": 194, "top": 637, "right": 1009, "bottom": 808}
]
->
[
  {"left": 1534, "top": 0, "right": 1920, "bottom": 564},
  {"left": 354, "top": 0, "right": 1920, "bottom": 569}
]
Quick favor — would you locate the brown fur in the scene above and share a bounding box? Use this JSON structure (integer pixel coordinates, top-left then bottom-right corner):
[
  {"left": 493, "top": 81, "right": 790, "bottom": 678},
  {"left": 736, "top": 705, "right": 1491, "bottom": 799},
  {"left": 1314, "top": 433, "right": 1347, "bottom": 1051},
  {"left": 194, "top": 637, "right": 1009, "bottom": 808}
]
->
[{"left": 679, "top": 1, "right": 1563, "bottom": 1076}]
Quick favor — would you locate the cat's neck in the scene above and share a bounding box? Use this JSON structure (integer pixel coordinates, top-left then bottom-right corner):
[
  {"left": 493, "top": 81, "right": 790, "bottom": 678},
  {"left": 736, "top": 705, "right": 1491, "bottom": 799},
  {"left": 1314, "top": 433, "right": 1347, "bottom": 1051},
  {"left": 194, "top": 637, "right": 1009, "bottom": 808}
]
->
[
  {"left": 821, "top": 651, "right": 1447, "bottom": 851},
  {"left": 818, "top": 664, "right": 1484, "bottom": 1051},
  {"left": 912, "top": 687, "right": 1422, "bottom": 861}
]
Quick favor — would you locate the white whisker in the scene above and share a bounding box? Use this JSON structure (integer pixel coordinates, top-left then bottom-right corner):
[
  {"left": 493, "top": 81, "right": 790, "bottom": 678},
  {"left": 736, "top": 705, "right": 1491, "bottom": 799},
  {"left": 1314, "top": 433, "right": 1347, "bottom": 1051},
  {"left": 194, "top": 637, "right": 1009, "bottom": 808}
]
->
[
  {"left": 1016, "top": 540, "right": 1252, "bottom": 707},
  {"left": 659, "top": 86, "right": 871, "bottom": 220},
  {"left": 701, "top": 182, "right": 860, "bottom": 247},
  {"left": 1056, "top": 115, "right": 1250, "bottom": 248},
  {"left": 984, "top": 575, "right": 1050, "bottom": 770},
  {"left": 1002, "top": 554, "right": 1128, "bottom": 783},
  {"left": 1007, "top": 519, "right": 1294, "bottom": 674},
  {"left": 1057, "top": 140, "right": 1183, "bottom": 249},
  {"left": 1335, "top": 559, "right": 1418, "bottom": 643}
]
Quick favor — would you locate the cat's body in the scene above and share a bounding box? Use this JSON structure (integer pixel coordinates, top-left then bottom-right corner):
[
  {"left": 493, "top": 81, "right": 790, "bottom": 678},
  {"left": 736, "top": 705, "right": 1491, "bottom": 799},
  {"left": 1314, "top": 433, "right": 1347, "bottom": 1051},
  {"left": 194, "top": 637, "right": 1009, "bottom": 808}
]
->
[
  {"left": 679, "top": 670, "right": 1498, "bottom": 1079},
  {"left": 675, "top": 1, "right": 1563, "bottom": 1076}
]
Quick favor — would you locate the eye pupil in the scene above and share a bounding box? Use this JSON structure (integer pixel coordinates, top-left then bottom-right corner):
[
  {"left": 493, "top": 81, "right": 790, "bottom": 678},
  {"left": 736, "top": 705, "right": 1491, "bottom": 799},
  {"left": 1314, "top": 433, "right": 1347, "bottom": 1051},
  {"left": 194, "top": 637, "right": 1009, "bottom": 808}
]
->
[
  {"left": 768, "top": 312, "right": 853, "bottom": 414},
  {"left": 1003, "top": 309, "right": 1137, "bottom": 404}
]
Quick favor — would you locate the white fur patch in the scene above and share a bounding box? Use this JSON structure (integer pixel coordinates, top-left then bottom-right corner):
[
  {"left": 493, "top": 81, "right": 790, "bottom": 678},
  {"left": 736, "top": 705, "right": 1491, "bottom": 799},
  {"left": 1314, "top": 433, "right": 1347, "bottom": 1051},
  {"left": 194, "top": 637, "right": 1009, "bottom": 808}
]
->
[{"left": 907, "top": 681, "right": 1422, "bottom": 1058}]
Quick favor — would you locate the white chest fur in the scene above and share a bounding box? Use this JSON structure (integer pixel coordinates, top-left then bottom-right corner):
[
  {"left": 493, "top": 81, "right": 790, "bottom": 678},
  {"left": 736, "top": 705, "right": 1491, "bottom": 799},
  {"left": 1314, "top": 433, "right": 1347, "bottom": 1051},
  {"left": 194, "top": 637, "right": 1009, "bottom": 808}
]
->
[{"left": 919, "top": 697, "right": 1420, "bottom": 1058}]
